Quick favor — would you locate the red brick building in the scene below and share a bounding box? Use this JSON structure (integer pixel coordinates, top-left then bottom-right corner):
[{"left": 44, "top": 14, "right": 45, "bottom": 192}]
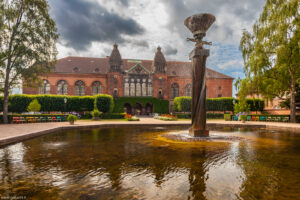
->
[{"left": 23, "top": 44, "right": 233, "bottom": 106}]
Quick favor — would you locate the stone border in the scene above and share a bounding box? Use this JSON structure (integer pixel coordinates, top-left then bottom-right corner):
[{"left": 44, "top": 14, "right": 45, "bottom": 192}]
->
[{"left": 0, "top": 121, "right": 299, "bottom": 148}]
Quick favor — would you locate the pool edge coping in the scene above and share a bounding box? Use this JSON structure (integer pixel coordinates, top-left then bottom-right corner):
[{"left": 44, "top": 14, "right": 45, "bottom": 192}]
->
[{"left": 1, "top": 122, "right": 300, "bottom": 148}]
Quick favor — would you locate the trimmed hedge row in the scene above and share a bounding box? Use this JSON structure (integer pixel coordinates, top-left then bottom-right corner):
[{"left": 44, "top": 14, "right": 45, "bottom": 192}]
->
[
  {"left": 101, "top": 113, "right": 126, "bottom": 119},
  {"left": 0, "top": 114, "right": 67, "bottom": 123},
  {"left": 113, "top": 97, "right": 169, "bottom": 114},
  {"left": 175, "top": 113, "right": 224, "bottom": 119},
  {"left": 173, "top": 97, "right": 264, "bottom": 112},
  {"left": 0, "top": 94, "right": 113, "bottom": 113}
]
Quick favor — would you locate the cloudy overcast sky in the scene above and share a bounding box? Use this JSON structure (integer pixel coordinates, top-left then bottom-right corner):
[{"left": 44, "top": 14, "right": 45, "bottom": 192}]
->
[{"left": 48, "top": 0, "right": 266, "bottom": 86}]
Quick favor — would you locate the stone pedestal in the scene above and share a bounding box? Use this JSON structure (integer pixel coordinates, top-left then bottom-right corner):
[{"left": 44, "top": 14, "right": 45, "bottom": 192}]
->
[{"left": 189, "top": 48, "right": 210, "bottom": 137}]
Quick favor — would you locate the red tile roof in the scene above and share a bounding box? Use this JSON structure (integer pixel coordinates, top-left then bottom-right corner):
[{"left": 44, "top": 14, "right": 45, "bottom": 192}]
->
[{"left": 54, "top": 56, "right": 233, "bottom": 79}]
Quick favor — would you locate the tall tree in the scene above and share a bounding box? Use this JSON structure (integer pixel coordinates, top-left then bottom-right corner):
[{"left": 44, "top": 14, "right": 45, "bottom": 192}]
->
[
  {"left": 0, "top": 0, "right": 58, "bottom": 123},
  {"left": 239, "top": 0, "right": 300, "bottom": 122}
]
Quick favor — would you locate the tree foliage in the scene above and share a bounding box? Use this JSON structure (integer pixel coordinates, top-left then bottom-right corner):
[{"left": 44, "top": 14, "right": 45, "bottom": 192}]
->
[
  {"left": 0, "top": 0, "right": 58, "bottom": 123},
  {"left": 239, "top": 0, "right": 300, "bottom": 122},
  {"left": 27, "top": 98, "right": 41, "bottom": 112}
]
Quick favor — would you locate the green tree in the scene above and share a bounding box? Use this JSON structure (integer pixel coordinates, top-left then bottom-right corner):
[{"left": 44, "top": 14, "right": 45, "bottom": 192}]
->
[
  {"left": 0, "top": 0, "right": 58, "bottom": 123},
  {"left": 27, "top": 98, "right": 41, "bottom": 112},
  {"left": 239, "top": 0, "right": 300, "bottom": 122}
]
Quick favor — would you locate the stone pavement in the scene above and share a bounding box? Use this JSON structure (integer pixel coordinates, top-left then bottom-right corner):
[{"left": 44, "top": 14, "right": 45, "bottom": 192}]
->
[{"left": 0, "top": 118, "right": 299, "bottom": 147}]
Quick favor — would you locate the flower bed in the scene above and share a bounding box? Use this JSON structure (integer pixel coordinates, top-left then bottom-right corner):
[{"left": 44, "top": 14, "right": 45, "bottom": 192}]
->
[
  {"left": 124, "top": 114, "right": 140, "bottom": 121},
  {"left": 154, "top": 114, "right": 177, "bottom": 121}
]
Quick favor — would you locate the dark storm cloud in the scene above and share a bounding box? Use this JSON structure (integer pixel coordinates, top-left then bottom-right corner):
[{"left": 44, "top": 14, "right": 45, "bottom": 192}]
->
[
  {"left": 49, "top": 0, "right": 144, "bottom": 50},
  {"left": 130, "top": 40, "right": 149, "bottom": 48},
  {"left": 163, "top": 45, "right": 178, "bottom": 56}
]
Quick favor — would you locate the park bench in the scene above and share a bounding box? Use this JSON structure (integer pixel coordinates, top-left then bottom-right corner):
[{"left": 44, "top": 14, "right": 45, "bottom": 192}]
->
[{"left": 12, "top": 117, "right": 26, "bottom": 124}]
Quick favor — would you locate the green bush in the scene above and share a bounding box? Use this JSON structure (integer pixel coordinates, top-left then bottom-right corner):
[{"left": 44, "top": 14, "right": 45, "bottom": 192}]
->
[
  {"left": 173, "top": 96, "right": 191, "bottom": 112},
  {"left": 175, "top": 113, "right": 224, "bottom": 119},
  {"left": 224, "top": 114, "right": 232, "bottom": 121},
  {"left": 27, "top": 99, "right": 41, "bottom": 112},
  {"left": 67, "top": 114, "right": 78, "bottom": 122},
  {"left": 173, "top": 97, "right": 264, "bottom": 112},
  {"left": 92, "top": 109, "right": 101, "bottom": 118},
  {"left": 95, "top": 94, "right": 114, "bottom": 113},
  {"left": 113, "top": 97, "right": 169, "bottom": 114},
  {"left": 1, "top": 94, "right": 113, "bottom": 113},
  {"left": 100, "top": 113, "right": 126, "bottom": 119}
]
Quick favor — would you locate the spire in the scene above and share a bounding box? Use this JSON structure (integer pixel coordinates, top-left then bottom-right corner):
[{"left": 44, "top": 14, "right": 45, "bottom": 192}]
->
[
  {"left": 109, "top": 43, "right": 122, "bottom": 72},
  {"left": 153, "top": 46, "right": 166, "bottom": 74}
]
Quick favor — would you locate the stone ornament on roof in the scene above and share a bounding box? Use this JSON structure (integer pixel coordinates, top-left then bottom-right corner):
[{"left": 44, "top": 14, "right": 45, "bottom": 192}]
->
[
  {"left": 109, "top": 43, "right": 123, "bottom": 72},
  {"left": 153, "top": 46, "right": 166, "bottom": 74}
]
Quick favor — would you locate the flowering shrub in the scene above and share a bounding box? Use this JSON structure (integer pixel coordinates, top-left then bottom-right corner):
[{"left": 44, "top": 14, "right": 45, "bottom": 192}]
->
[
  {"left": 124, "top": 114, "right": 139, "bottom": 121},
  {"left": 236, "top": 112, "right": 248, "bottom": 121},
  {"left": 154, "top": 114, "right": 177, "bottom": 121}
]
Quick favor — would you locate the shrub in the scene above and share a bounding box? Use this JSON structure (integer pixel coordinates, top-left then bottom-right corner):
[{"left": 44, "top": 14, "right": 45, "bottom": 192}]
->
[
  {"left": 100, "top": 113, "right": 126, "bottom": 119},
  {"left": 27, "top": 99, "right": 41, "bottom": 112},
  {"left": 2, "top": 94, "right": 113, "bottom": 113},
  {"left": 224, "top": 114, "right": 232, "bottom": 121},
  {"left": 173, "top": 96, "right": 191, "bottom": 112},
  {"left": 92, "top": 109, "right": 101, "bottom": 118},
  {"left": 67, "top": 114, "right": 78, "bottom": 122},
  {"left": 175, "top": 113, "right": 224, "bottom": 119},
  {"left": 173, "top": 97, "right": 264, "bottom": 112}
]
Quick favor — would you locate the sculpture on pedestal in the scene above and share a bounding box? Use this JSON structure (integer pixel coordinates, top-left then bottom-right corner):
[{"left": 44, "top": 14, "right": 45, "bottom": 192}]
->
[{"left": 184, "top": 13, "right": 216, "bottom": 137}]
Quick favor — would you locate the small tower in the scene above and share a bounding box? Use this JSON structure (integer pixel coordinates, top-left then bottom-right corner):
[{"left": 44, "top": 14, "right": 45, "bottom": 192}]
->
[
  {"left": 153, "top": 46, "right": 166, "bottom": 74},
  {"left": 109, "top": 44, "right": 123, "bottom": 72}
]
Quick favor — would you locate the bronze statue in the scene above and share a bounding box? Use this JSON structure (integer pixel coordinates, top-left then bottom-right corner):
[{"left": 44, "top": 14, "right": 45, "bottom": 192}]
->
[{"left": 184, "top": 13, "right": 216, "bottom": 137}]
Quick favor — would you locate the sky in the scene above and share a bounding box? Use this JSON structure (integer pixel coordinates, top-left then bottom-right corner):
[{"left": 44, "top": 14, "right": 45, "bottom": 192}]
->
[{"left": 47, "top": 0, "right": 266, "bottom": 96}]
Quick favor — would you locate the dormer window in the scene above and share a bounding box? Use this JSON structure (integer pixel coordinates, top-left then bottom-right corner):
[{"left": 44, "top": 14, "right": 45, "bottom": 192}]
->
[{"left": 73, "top": 67, "right": 79, "bottom": 72}]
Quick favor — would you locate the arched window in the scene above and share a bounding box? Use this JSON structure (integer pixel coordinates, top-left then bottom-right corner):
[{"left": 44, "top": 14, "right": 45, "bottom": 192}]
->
[
  {"left": 185, "top": 84, "right": 192, "bottom": 96},
  {"left": 113, "top": 88, "right": 118, "bottom": 97},
  {"left": 147, "top": 83, "right": 153, "bottom": 96},
  {"left": 92, "top": 81, "right": 102, "bottom": 95},
  {"left": 75, "top": 80, "right": 85, "bottom": 96},
  {"left": 39, "top": 79, "right": 50, "bottom": 94},
  {"left": 171, "top": 83, "right": 179, "bottom": 99},
  {"left": 57, "top": 80, "right": 68, "bottom": 95}
]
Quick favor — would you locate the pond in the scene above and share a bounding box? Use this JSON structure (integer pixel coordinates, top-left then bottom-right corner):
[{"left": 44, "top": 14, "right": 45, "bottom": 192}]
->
[{"left": 0, "top": 126, "right": 300, "bottom": 200}]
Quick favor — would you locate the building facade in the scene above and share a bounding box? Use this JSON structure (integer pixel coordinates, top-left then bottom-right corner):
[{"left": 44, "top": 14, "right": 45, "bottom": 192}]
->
[{"left": 23, "top": 44, "right": 234, "bottom": 105}]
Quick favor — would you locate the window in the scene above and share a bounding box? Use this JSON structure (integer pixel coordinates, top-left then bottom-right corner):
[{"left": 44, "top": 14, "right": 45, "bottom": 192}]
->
[
  {"left": 113, "top": 88, "right": 118, "bottom": 97},
  {"left": 57, "top": 80, "right": 68, "bottom": 95},
  {"left": 218, "top": 94, "right": 222, "bottom": 97},
  {"left": 171, "top": 83, "right": 179, "bottom": 99},
  {"left": 75, "top": 80, "right": 85, "bottom": 96},
  {"left": 39, "top": 79, "right": 50, "bottom": 94},
  {"left": 73, "top": 67, "right": 79, "bottom": 72},
  {"left": 92, "top": 81, "right": 102, "bottom": 95},
  {"left": 147, "top": 83, "right": 153, "bottom": 96},
  {"left": 94, "top": 68, "right": 99, "bottom": 72},
  {"left": 218, "top": 86, "right": 222, "bottom": 90},
  {"left": 185, "top": 84, "right": 191, "bottom": 96}
]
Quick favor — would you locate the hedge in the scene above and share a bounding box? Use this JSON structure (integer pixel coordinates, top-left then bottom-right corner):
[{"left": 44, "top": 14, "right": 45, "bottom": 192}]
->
[
  {"left": 173, "top": 97, "right": 264, "bottom": 112},
  {"left": 0, "top": 114, "right": 67, "bottom": 123},
  {"left": 0, "top": 94, "right": 113, "bottom": 113},
  {"left": 113, "top": 97, "right": 169, "bottom": 114},
  {"left": 175, "top": 113, "right": 224, "bottom": 119},
  {"left": 100, "top": 113, "right": 126, "bottom": 119}
]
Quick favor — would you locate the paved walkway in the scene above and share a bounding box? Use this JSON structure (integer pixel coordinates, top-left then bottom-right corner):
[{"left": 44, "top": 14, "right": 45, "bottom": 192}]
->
[{"left": 0, "top": 118, "right": 299, "bottom": 147}]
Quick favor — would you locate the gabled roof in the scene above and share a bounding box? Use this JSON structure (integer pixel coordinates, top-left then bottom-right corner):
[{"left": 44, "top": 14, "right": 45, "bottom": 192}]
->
[{"left": 53, "top": 56, "right": 234, "bottom": 79}]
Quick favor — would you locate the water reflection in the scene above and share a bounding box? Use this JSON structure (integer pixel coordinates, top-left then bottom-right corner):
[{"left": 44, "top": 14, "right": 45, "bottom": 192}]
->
[{"left": 0, "top": 127, "right": 300, "bottom": 199}]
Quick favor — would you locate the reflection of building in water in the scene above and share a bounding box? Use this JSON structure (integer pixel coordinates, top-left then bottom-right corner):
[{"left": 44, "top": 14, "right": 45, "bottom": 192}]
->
[{"left": 23, "top": 44, "right": 233, "bottom": 103}]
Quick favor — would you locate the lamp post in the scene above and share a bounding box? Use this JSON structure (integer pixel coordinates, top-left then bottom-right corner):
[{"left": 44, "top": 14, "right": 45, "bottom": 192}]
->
[{"left": 64, "top": 97, "right": 67, "bottom": 113}]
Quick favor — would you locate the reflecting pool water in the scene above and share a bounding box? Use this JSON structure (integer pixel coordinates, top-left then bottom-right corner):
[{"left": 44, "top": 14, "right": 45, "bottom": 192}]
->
[{"left": 0, "top": 126, "right": 300, "bottom": 200}]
